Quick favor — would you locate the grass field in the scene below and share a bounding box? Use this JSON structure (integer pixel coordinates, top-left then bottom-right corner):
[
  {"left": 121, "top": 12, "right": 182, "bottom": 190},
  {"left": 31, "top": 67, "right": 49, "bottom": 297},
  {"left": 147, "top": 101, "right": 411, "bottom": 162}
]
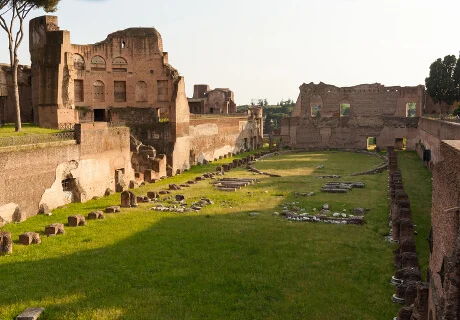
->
[
  {"left": 0, "top": 123, "right": 64, "bottom": 137},
  {"left": 396, "top": 151, "right": 432, "bottom": 276},
  {"left": 0, "top": 151, "right": 431, "bottom": 319}
]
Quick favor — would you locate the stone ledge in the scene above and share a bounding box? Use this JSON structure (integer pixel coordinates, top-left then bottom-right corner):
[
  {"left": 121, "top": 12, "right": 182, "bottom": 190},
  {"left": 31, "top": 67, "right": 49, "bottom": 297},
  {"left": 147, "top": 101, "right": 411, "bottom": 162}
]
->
[{"left": 0, "top": 140, "right": 77, "bottom": 153}]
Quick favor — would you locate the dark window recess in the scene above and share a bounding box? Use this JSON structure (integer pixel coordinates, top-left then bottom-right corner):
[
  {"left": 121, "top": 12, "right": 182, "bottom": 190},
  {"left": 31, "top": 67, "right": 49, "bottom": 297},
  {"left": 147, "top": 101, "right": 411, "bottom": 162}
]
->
[
  {"left": 423, "top": 149, "right": 431, "bottom": 162},
  {"left": 94, "top": 109, "right": 106, "bottom": 122},
  {"left": 61, "top": 178, "right": 75, "bottom": 191}
]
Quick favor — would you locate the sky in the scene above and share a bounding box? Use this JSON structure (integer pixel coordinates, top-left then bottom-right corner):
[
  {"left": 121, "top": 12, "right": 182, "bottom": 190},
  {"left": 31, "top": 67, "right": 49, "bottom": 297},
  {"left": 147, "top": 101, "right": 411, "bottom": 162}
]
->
[{"left": 0, "top": 0, "right": 459, "bottom": 105}]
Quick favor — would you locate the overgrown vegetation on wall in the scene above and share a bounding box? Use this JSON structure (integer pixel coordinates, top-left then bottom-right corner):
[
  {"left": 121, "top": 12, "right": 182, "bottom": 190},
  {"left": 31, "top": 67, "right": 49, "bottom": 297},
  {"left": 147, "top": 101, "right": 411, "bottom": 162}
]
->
[{"left": 238, "top": 99, "right": 295, "bottom": 132}]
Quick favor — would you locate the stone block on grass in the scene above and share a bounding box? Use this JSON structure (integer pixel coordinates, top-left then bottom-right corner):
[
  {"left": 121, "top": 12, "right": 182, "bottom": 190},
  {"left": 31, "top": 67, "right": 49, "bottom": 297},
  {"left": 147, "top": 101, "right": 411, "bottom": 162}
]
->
[
  {"left": 16, "top": 307, "right": 45, "bottom": 320},
  {"left": 19, "top": 232, "right": 41, "bottom": 245},
  {"left": 105, "top": 206, "right": 121, "bottom": 214},
  {"left": 68, "top": 215, "right": 87, "bottom": 227},
  {"left": 0, "top": 231, "right": 13, "bottom": 254},
  {"left": 45, "top": 223, "right": 65, "bottom": 237},
  {"left": 88, "top": 211, "right": 105, "bottom": 220}
]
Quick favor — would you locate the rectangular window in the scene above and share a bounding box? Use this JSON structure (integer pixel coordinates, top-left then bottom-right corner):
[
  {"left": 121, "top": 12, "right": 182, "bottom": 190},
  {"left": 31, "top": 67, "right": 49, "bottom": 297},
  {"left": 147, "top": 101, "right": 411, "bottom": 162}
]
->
[
  {"left": 94, "top": 109, "right": 106, "bottom": 122},
  {"left": 406, "top": 103, "right": 416, "bottom": 117},
  {"left": 74, "top": 80, "right": 84, "bottom": 102},
  {"left": 340, "top": 104, "right": 350, "bottom": 117},
  {"left": 311, "top": 104, "right": 321, "bottom": 118},
  {"left": 157, "top": 80, "right": 168, "bottom": 101},
  {"left": 114, "top": 81, "right": 126, "bottom": 102}
]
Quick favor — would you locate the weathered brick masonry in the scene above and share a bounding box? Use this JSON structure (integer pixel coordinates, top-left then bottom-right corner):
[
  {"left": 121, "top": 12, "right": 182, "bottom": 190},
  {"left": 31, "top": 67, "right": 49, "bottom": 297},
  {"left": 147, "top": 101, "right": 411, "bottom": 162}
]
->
[
  {"left": 278, "top": 82, "right": 423, "bottom": 149},
  {"left": 427, "top": 141, "right": 460, "bottom": 319},
  {"left": 0, "top": 123, "right": 133, "bottom": 224}
]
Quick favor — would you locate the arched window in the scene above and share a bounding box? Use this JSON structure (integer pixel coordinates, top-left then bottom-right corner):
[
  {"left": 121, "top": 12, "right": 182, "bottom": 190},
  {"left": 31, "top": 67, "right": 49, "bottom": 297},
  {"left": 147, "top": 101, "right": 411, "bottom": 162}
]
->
[
  {"left": 93, "top": 80, "right": 105, "bottom": 102},
  {"left": 113, "top": 57, "right": 128, "bottom": 72},
  {"left": 135, "top": 81, "right": 148, "bottom": 102},
  {"left": 73, "top": 54, "right": 85, "bottom": 70},
  {"left": 340, "top": 103, "right": 350, "bottom": 117},
  {"left": 91, "top": 56, "right": 106, "bottom": 71}
]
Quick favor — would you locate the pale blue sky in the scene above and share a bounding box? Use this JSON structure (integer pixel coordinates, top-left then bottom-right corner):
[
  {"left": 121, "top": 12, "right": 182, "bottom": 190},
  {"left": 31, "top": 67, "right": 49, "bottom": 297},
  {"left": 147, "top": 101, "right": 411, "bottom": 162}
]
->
[{"left": 1, "top": 0, "right": 459, "bottom": 104}]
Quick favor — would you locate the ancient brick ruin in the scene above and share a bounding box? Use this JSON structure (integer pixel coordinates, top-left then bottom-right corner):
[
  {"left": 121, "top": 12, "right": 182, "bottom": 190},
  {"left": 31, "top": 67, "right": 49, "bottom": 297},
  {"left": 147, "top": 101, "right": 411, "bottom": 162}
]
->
[
  {"left": 278, "top": 82, "right": 423, "bottom": 150},
  {"left": 1, "top": 12, "right": 460, "bottom": 320},
  {"left": 0, "top": 65, "right": 32, "bottom": 124},
  {"left": 188, "top": 85, "right": 237, "bottom": 114},
  {"left": 274, "top": 81, "right": 460, "bottom": 319}
]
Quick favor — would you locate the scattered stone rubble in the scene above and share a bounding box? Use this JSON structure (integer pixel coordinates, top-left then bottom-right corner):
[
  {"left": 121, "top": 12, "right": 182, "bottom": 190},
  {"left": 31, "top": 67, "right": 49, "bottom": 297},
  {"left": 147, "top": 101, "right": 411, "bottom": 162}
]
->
[
  {"left": 213, "top": 178, "right": 256, "bottom": 192},
  {"left": 321, "top": 181, "right": 365, "bottom": 193},
  {"left": 150, "top": 197, "right": 214, "bottom": 213},
  {"left": 280, "top": 202, "right": 365, "bottom": 225},
  {"left": 386, "top": 147, "right": 428, "bottom": 320}
]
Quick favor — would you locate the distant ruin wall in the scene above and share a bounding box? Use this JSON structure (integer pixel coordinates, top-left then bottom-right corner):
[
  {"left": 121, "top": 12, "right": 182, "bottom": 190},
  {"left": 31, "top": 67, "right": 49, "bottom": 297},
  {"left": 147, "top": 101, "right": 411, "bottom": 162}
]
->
[
  {"left": 282, "top": 82, "right": 424, "bottom": 150},
  {"left": 189, "top": 116, "right": 261, "bottom": 163},
  {"left": 0, "top": 123, "right": 133, "bottom": 224},
  {"left": 0, "top": 65, "right": 33, "bottom": 124}
]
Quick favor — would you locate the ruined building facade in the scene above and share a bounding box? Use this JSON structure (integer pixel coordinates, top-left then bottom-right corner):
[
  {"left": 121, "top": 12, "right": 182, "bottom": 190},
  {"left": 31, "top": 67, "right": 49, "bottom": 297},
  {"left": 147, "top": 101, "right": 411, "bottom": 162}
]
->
[
  {"left": 27, "top": 15, "right": 262, "bottom": 175},
  {"left": 188, "top": 84, "right": 237, "bottom": 114},
  {"left": 278, "top": 82, "right": 424, "bottom": 150},
  {"left": 0, "top": 15, "right": 263, "bottom": 224},
  {"left": 0, "top": 65, "right": 32, "bottom": 124}
]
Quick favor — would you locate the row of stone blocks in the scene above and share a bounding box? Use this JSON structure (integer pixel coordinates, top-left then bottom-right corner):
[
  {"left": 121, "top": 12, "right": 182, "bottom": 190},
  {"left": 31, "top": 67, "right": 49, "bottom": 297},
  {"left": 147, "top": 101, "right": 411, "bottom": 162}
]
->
[
  {"left": 217, "top": 154, "right": 258, "bottom": 173},
  {"left": 387, "top": 147, "right": 429, "bottom": 320},
  {"left": 0, "top": 210, "right": 111, "bottom": 255}
]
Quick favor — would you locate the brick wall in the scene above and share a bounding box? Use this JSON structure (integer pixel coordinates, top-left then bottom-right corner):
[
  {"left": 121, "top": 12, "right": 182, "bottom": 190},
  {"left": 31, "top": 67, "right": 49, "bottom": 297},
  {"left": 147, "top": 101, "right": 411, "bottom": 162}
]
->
[
  {"left": 428, "top": 141, "right": 460, "bottom": 319},
  {"left": 189, "top": 115, "right": 261, "bottom": 163},
  {"left": 0, "top": 123, "right": 133, "bottom": 224},
  {"left": 417, "top": 118, "right": 460, "bottom": 165},
  {"left": 283, "top": 82, "right": 424, "bottom": 150}
]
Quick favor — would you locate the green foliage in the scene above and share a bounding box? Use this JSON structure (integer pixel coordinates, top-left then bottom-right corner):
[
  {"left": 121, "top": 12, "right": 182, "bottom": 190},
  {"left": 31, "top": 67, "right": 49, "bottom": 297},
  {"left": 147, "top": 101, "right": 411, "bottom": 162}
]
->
[
  {"left": 340, "top": 104, "right": 350, "bottom": 116},
  {"left": 311, "top": 105, "right": 321, "bottom": 118},
  {"left": 30, "top": 0, "right": 60, "bottom": 12},
  {"left": 407, "top": 102, "right": 417, "bottom": 117},
  {"left": 425, "top": 55, "right": 460, "bottom": 106},
  {"left": 453, "top": 107, "right": 460, "bottom": 117},
  {"left": 238, "top": 99, "right": 295, "bottom": 132}
]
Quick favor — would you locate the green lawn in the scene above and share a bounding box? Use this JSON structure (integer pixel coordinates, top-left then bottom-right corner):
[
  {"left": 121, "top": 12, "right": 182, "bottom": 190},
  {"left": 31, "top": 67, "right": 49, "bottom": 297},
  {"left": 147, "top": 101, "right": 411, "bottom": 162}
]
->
[
  {"left": 0, "top": 123, "right": 64, "bottom": 137},
  {"left": 397, "top": 151, "right": 432, "bottom": 277},
  {"left": 0, "top": 151, "right": 431, "bottom": 319}
]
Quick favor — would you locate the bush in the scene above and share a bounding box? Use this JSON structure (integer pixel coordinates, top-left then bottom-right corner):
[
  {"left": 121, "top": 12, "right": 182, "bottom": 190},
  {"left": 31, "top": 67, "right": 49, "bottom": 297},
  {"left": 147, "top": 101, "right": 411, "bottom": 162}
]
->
[{"left": 453, "top": 107, "right": 460, "bottom": 117}]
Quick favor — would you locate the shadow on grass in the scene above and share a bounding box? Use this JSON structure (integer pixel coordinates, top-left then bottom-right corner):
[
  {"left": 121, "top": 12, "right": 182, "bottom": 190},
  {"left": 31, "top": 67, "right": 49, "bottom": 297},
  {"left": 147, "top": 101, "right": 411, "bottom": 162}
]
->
[
  {"left": 0, "top": 150, "right": 402, "bottom": 319},
  {"left": 0, "top": 209, "right": 399, "bottom": 320}
]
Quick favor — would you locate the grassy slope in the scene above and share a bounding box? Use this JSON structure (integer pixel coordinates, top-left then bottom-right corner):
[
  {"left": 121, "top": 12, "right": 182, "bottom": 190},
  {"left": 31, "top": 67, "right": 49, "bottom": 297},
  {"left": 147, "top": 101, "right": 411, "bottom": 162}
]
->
[
  {"left": 0, "top": 123, "right": 64, "bottom": 137},
  {"left": 1, "top": 151, "right": 402, "bottom": 319},
  {"left": 396, "top": 151, "right": 432, "bottom": 277}
]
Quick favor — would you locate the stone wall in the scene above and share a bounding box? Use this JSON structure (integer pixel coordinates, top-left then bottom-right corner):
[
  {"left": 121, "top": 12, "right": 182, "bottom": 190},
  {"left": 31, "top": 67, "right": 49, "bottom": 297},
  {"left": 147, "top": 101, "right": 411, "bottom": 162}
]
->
[
  {"left": 428, "top": 141, "right": 460, "bottom": 319},
  {"left": 280, "top": 82, "right": 424, "bottom": 150},
  {"left": 0, "top": 65, "right": 33, "bottom": 124},
  {"left": 29, "top": 15, "right": 183, "bottom": 129},
  {"left": 187, "top": 85, "right": 237, "bottom": 115},
  {"left": 417, "top": 118, "right": 460, "bottom": 166},
  {"left": 0, "top": 123, "right": 133, "bottom": 224},
  {"left": 189, "top": 114, "right": 261, "bottom": 163}
]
